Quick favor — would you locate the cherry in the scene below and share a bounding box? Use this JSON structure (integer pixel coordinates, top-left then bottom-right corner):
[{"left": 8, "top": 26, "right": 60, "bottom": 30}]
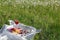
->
[{"left": 14, "top": 20, "right": 19, "bottom": 24}]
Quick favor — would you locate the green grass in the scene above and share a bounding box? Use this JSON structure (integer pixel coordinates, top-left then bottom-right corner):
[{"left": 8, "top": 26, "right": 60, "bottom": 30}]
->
[{"left": 0, "top": 0, "right": 60, "bottom": 40}]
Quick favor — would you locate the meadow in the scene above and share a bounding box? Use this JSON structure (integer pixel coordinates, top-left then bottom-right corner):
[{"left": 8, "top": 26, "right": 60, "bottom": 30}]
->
[{"left": 0, "top": 0, "right": 60, "bottom": 40}]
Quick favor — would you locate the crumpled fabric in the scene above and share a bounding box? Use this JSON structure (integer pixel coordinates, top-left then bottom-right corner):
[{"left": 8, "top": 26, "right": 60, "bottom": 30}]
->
[{"left": 0, "top": 20, "right": 41, "bottom": 40}]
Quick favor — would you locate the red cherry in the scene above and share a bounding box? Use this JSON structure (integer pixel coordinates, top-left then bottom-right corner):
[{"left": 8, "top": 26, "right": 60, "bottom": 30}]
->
[
  {"left": 24, "top": 30, "right": 29, "bottom": 34},
  {"left": 24, "top": 30, "right": 27, "bottom": 34},
  {"left": 19, "top": 30, "right": 23, "bottom": 34},
  {"left": 8, "top": 28, "right": 16, "bottom": 32},
  {"left": 14, "top": 20, "right": 19, "bottom": 24},
  {"left": 10, "top": 28, "right": 16, "bottom": 31}
]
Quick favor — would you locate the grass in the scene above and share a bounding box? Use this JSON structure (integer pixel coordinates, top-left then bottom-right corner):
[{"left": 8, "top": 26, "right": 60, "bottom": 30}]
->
[{"left": 0, "top": 0, "right": 60, "bottom": 40}]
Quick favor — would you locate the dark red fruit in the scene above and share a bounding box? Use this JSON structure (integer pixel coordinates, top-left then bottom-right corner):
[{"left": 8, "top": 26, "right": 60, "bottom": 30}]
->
[
  {"left": 14, "top": 20, "right": 19, "bottom": 24},
  {"left": 19, "top": 30, "right": 23, "bottom": 34},
  {"left": 8, "top": 28, "right": 15, "bottom": 32},
  {"left": 10, "top": 28, "right": 16, "bottom": 31},
  {"left": 24, "top": 30, "right": 26, "bottom": 33}
]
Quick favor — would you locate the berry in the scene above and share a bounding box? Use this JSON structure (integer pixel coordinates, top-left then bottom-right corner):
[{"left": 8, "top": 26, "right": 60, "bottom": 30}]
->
[{"left": 14, "top": 20, "right": 19, "bottom": 24}]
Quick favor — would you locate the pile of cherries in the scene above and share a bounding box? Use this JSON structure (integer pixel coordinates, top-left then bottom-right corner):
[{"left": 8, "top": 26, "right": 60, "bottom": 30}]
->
[
  {"left": 8, "top": 27, "right": 29, "bottom": 35},
  {"left": 8, "top": 20, "right": 29, "bottom": 35}
]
